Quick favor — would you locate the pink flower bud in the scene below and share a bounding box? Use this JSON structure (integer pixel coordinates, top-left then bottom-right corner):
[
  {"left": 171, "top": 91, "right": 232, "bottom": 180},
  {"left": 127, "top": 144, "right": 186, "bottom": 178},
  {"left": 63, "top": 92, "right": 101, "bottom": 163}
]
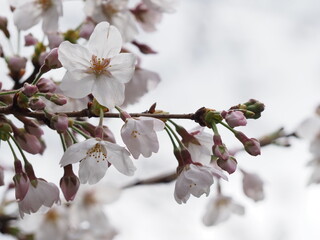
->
[
  {"left": 24, "top": 33, "right": 38, "bottom": 46},
  {"left": 36, "top": 78, "right": 57, "bottom": 93},
  {"left": 48, "top": 32, "right": 63, "bottom": 49},
  {"left": 60, "top": 165, "right": 80, "bottom": 201},
  {"left": 223, "top": 110, "right": 247, "bottom": 128},
  {"left": 44, "top": 48, "right": 62, "bottom": 69},
  {"left": 51, "top": 114, "right": 69, "bottom": 133},
  {"left": 235, "top": 131, "right": 261, "bottom": 156},
  {"left": 79, "top": 20, "right": 95, "bottom": 40},
  {"left": 45, "top": 93, "right": 67, "bottom": 105},
  {"left": 29, "top": 98, "right": 46, "bottom": 110},
  {"left": 7, "top": 56, "right": 27, "bottom": 72},
  {"left": 24, "top": 120, "right": 44, "bottom": 138},
  {"left": 217, "top": 156, "right": 237, "bottom": 174},
  {"left": 13, "top": 160, "right": 29, "bottom": 201},
  {"left": 14, "top": 130, "right": 42, "bottom": 154},
  {"left": 22, "top": 83, "right": 38, "bottom": 97},
  {"left": 212, "top": 134, "right": 229, "bottom": 160}
]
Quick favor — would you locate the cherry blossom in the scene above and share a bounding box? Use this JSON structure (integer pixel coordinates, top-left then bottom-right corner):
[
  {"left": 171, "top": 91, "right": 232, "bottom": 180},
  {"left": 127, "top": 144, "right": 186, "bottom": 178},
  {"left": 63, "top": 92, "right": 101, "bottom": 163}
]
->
[
  {"left": 202, "top": 194, "right": 245, "bottom": 226},
  {"left": 60, "top": 138, "right": 136, "bottom": 184},
  {"left": 84, "top": 0, "right": 138, "bottom": 42},
  {"left": 241, "top": 170, "right": 264, "bottom": 201},
  {"left": 13, "top": 0, "right": 62, "bottom": 33},
  {"left": 18, "top": 179, "right": 60, "bottom": 218},
  {"left": 121, "top": 116, "right": 165, "bottom": 159},
  {"left": 174, "top": 163, "right": 227, "bottom": 204},
  {"left": 58, "top": 21, "right": 136, "bottom": 109},
  {"left": 143, "top": 0, "right": 179, "bottom": 13}
]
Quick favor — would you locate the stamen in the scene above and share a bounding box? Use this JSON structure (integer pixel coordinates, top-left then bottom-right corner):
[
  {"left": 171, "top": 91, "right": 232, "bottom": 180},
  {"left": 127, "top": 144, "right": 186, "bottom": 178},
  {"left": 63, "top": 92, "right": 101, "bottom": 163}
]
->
[
  {"left": 87, "top": 55, "right": 112, "bottom": 77},
  {"left": 131, "top": 130, "right": 140, "bottom": 138},
  {"left": 37, "top": 0, "right": 52, "bottom": 10},
  {"left": 86, "top": 143, "right": 107, "bottom": 163}
]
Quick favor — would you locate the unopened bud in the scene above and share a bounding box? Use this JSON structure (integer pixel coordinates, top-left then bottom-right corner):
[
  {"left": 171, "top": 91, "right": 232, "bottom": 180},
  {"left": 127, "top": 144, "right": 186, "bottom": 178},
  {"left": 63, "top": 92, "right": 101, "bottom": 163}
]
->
[
  {"left": 0, "top": 16, "right": 10, "bottom": 38},
  {"left": 0, "top": 122, "right": 12, "bottom": 141},
  {"left": 60, "top": 165, "right": 80, "bottom": 201},
  {"left": 13, "top": 160, "right": 29, "bottom": 201},
  {"left": 222, "top": 110, "right": 247, "bottom": 128},
  {"left": 217, "top": 156, "right": 237, "bottom": 174},
  {"left": 45, "top": 93, "right": 67, "bottom": 105},
  {"left": 235, "top": 131, "right": 261, "bottom": 156},
  {"left": 243, "top": 99, "right": 265, "bottom": 119},
  {"left": 14, "top": 129, "right": 42, "bottom": 154},
  {"left": 79, "top": 20, "right": 95, "bottom": 40},
  {"left": 36, "top": 78, "right": 57, "bottom": 93},
  {"left": 51, "top": 114, "right": 69, "bottom": 133},
  {"left": 48, "top": 32, "right": 63, "bottom": 49},
  {"left": 44, "top": 48, "right": 62, "bottom": 69},
  {"left": 24, "top": 33, "right": 38, "bottom": 46},
  {"left": 29, "top": 98, "right": 46, "bottom": 110},
  {"left": 7, "top": 55, "right": 27, "bottom": 73},
  {"left": 22, "top": 83, "right": 38, "bottom": 97}
]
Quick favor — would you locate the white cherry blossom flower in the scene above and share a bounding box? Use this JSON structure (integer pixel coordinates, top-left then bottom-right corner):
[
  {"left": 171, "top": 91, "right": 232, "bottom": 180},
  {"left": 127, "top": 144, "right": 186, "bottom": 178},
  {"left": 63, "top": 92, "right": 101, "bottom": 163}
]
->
[
  {"left": 241, "top": 170, "right": 264, "bottom": 202},
  {"left": 58, "top": 21, "right": 136, "bottom": 109},
  {"left": 183, "top": 127, "right": 214, "bottom": 165},
  {"left": 202, "top": 194, "right": 245, "bottom": 226},
  {"left": 174, "top": 163, "right": 227, "bottom": 204},
  {"left": 18, "top": 179, "right": 60, "bottom": 218},
  {"left": 60, "top": 138, "right": 136, "bottom": 184},
  {"left": 121, "top": 117, "right": 165, "bottom": 159},
  {"left": 13, "top": 0, "right": 62, "bottom": 33},
  {"left": 84, "top": 0, "right": 138, "bottom": 42}
]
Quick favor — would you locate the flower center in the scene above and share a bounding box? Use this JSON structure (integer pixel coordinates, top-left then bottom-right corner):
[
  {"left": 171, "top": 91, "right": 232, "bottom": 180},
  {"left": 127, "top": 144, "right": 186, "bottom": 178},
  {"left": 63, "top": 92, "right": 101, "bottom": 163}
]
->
[
  {"left": 87, "top": 55, "right": 112, "bottom": 77},
  {"left": 37, "top": 0, "right": 52, "bottom": 10},
  {"left": 131, "top": 130, "right": 140, "bottom": 138},
  {"left": 102, "top": 2, "right": 119, "bottom": 17},
  {"left": 86, "top": 143, "right": 107, "bottom": 163}
]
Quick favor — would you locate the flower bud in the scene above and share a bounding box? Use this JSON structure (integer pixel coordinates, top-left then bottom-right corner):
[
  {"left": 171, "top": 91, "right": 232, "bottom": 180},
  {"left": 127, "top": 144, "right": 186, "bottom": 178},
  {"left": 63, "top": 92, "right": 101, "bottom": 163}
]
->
[
  {"left": 24, "top": 33, "right": 38, "bottom": 46},
  {"left": 79, "top": 20, "right": 95, "bottom": 40},
  {"left": 48, "top": 32, "right": 63, "bottom": 49},
  {"left": 60, "top": 165, "right": 80, "bottom": 201},
  {"left": 7, "top": 56, "right": 27, "bottom": 73},
  {"left": 0, "top": 122, "right": 12, "bottom": 141},
  {"left": 235, "top": 131, "right": 261, "bottom": 156},
  {"left": 44, "top": 48, "right": 62, "bottom": 69},
  {"left": 22, "top": 83, "right": 38, "bottom": 97},
  {"left": 217, "top": 156, "right": 237, "bottom": 174},
  {"left": 243, "top": 99, "right": 265, "bottom": 119},
  {"left": 51, "top": 114, "right": 69, "bottom": 133},
  {"left": 212, "top": 134, "right": 229, "bottom": 160},
  {"left": 222, "top": 110, "right": 247, "bottom": 128},
  {"left": 13, "top": 160, "right": 29, "bottom": 201},
  {"left": 14, "top": 129, "right": 42, "bottom": 154},
  {"left": 24, "top": 119, "right": 44, "bottom": 138},
  {"left": 45, "top": 93, "right": 67, "bottom": 106},
  {"left": 36, "top": 78, "right": 57, "bottom": 93},
  {"left": 29, "top": 98, "right": 46, "bottom": 110}
]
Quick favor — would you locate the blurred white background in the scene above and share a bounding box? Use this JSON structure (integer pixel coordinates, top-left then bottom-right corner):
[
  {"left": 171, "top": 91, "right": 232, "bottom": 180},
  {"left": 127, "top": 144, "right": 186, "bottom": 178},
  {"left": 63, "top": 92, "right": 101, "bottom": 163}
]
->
[{"left": 1, "top": 0, "right": 320, "bottom": 240}]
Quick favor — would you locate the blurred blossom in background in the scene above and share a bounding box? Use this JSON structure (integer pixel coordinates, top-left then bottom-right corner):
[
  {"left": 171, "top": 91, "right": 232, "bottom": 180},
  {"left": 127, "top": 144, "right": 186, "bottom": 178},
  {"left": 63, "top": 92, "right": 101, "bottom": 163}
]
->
[{"left": 2, "top": 0, "right": 320, "bottom": 240}]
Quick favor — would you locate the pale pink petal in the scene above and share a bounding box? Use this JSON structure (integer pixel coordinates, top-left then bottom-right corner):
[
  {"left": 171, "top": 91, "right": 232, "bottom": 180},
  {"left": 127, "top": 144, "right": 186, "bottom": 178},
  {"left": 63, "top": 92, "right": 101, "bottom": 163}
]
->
[
  {"left": 60, "top": 139, "right": 98, "bottom": 166},
  {"left": 13, "top": 2, "right": 42, "bottom": 30},
  {"left": 60, "top": 70, "right": 94, "bottom": 99},
  {"left": 79, "top": 154, "right": 109, "bottom": 184},
  {"left": 88, "top": 22, "right": 122, "bottom": 58},
  {"left": 42, "top": 5, "right": 60, "bottom": 32},
  {"left": 58, "top": 41, "right": 91, "bottom": 70},
  {"left": 109, "top": 53, "right": 136, "bottom": 83},
  {"left": 92, "top": 76, "right": 125, "bottom": 108},
  {"left": 104, "top": 142, "right": 136, "bottom": 176},
  {"left": 111, "top": 12, "right": 139, "bottom": 42}
]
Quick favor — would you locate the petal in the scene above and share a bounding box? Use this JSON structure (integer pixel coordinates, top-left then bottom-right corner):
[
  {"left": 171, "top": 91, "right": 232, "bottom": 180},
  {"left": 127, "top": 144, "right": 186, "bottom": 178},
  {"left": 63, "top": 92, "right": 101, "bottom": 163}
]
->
[
  {"left": 79, "top": 155, "right": 109, "bottom": 184},
  {"left": 60, "top": 70, "right": 94, "bottom": 98},
  {"left": 103, "top": 142, "right": 136, "bottom": 176},
  {"left": 58, "top": 41, "right": 91, "bottom": 71},
  {"left": 174, "top": 173, "right": 191, "bottom": 204},
  {"left": 109, "top": 53, "right": 136, "bottom": 83},
  {"left": 42, "top": 6, "right": 59, "bottom": 33},
  {"left": 60, "top": 139, "right": 97, "bottom": 166},
  {"left": 111, "top": 12, "right": 139, "bottom": 42},
  {"left": 13, "top": 2, "right": 42, "bottom": 30},
  {"left": 92, "top": 76, "right": 125, "bottom": 108},
  {"left": 88, "top": 22, "right": 122, "bottom": 58}
]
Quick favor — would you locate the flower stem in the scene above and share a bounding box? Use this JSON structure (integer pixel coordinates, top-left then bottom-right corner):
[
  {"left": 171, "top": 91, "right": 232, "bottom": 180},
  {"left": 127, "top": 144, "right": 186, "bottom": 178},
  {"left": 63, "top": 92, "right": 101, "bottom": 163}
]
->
[
  {"left": 8, "top": 133, "right": 29, "bottom": 165},
  {"left": 71, "top": 125, "right": 91, "bottom": 139},
  {"left": 59, "top": 133, "right": 67, "bottom": 152}
]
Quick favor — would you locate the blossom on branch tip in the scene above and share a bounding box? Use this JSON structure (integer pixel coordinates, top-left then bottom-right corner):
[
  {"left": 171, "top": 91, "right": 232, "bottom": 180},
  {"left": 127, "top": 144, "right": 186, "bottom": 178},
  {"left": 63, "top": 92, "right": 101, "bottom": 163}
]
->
[
  {"left": 18, "top": 179, "right": 60, "bottom": 218},
  {"left": 60, "top": 138, "right": 136, "bottom": 184},
  {"left": 174, "top": 163, "right": 227, "bottom": 204},
  {"left": 13, "top": 0, "right": 63, "bottom": 33},
  {"left": 121, "top": 116, "right": 165, "bottom": 159},
  {"left": 202, "top": 194, "right": 245, "bottom": 226},
  {"left": 58, "top": 21, "right": 136, "bottom": 109}
]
